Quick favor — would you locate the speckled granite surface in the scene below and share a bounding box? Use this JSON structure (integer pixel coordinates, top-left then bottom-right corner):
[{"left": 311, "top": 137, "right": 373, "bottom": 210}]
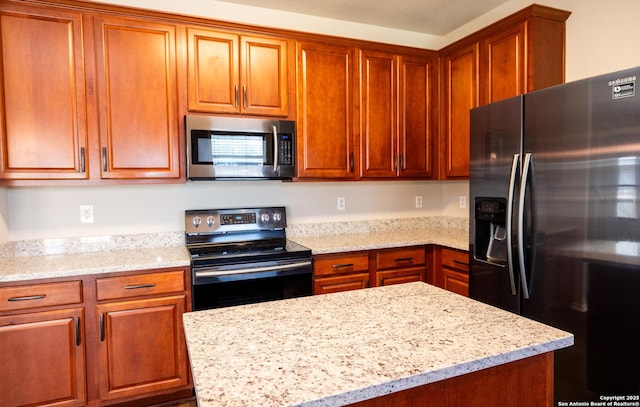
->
[
  {"left": 287, "top": 216, "right": 469, "bottom": 253},
  {"left": 183, "top": 282, "right": 573, "bottom": 407},
  {"left": 0, "top": 232, "right": 190, "bottom": 282}
]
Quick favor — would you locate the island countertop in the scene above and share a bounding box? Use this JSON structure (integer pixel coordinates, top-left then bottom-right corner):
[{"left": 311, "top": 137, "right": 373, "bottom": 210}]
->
[{"left": 182, "top": 282, "right": 573, "bottom": 407}]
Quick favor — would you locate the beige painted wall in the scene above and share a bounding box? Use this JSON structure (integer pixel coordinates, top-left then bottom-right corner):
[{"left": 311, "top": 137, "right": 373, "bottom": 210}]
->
[{"left": 2, "top": 0, "right": 640, "bottom": 240}]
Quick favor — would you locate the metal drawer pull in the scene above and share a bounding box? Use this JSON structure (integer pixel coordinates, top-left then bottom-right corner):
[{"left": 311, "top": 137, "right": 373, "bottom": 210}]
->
[
  {"left": 8, "top": 294, "right": 46, "bottom": 302},
  {"left": 101, "top": 147, "right": 108, "bottom": 172},
  {"left": 332, "top": 263, "right": 354, "bottom": 269},
  {"left": 453, "top": 260, "right": 469, "bottom": 267},
  {"left": 124, "top": 283, "right": 156, "bottom": 290},
  {"left": 394, "top": 257, "right": 413, "bottom": 262}
]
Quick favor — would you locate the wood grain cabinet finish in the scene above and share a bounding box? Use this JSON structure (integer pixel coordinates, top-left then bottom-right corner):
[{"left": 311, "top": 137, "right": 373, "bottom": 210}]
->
[
  {"left": 92, "top": 14, "right": 182, "bottom": 180},
  {"left": 435, "top": 247, "right": 470, "bottom": 297},
  {"left": 0, "top": 282, "right": 86, "bottom": 407},
  {"left": 375, "top": 246, "right": 426, "bottom": 287},
  {"left": 0, "top": 3, "right": 89, "bottom": 181},
  {"left": 313, "top": 252, "right": 370, "bottom": 295},
  {"left": 94, "top": 269, "right": 189, "bottom": 401},
  {"left": 187, "top": 27, "right": 289, "bottom": 116},
  {"left": 360, "top": 50, "right": 435, "bottom": 179},
  {"left": 439, "top": 5, "right": 570, "bottom": 179},
  {"left": 296, "top": 40, "right": 358, "bottom": 179}
]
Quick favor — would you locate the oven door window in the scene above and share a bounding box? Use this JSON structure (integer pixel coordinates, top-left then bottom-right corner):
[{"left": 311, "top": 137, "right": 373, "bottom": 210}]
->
[{"left": 191, "top": 130, "right": 272, "bottom": 166}]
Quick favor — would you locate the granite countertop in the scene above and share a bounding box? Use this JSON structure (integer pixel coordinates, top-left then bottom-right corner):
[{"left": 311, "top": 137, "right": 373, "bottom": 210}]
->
[
  {"left": 287, "top": 216, "right": 469, "bottom": 254},
  {"left": 182, "top": 282, "right": 573, "bottom": 407},
  {"left": 0, "top": 232, "right": 190, "bottom": 282}
]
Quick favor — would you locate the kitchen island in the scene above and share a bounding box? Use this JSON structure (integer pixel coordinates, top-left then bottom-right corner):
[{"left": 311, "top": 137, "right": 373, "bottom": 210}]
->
[{"left": 182, "top": 282, "right": 573, "bottom": 407}]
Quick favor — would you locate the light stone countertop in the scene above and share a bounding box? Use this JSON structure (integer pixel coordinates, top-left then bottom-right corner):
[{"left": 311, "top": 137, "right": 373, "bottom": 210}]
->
[
  {"left": 287, "top": 216, "right": 469, "bottom": 254},
  {"left": 0, "top": 232, "right": 190, "bottom": 282},
  {"left": 183, "top": 282, "right": 573, "bottom": 407}
]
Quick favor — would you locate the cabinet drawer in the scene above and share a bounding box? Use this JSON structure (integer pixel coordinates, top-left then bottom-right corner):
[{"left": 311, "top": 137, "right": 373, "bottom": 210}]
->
[
  {"left": 313, "top": 253, "right": 369, "bottom": 277},
  {"left": 96, "top": 270, "right": 185, "bottom": 301},
  {"left": 0, "top": 281, "right": 82, "bottom": 312},
  {"left": 441, "top": 248, "right": 469, "bottom": 273},
  {"left": 375, "top": 247, "right": 425, "bottom": 270}
]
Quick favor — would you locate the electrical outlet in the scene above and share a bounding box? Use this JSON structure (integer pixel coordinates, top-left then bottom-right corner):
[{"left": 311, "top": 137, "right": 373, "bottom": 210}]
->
[
  {"left": 337, "top": 197, "right": 346, "bottom": 211},
  {"left": 80, "top": 205, "right": 94, "bottom": 223},
  {"left": 459, "top": 196, "right": 467, "bottom": 209},
  {"left": 415, "top": 195, "right": 423, "bottom": 208}
]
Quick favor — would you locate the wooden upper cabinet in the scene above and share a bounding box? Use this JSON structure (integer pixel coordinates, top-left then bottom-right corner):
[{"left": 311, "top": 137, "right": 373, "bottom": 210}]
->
[
  {"left": 479, "top": 22, "right": 526, "bottom": 105},
  {"left": 187, "top": 27, "right": 289, "bottom": 116},
  {"left": 0, "top": 3, "right": 88, "bottom": 180},
  {"left": 360, "top": 50, "right": 397, "bottom": 178},
  {"left": 360, "top": 50, "right": 434, "bottom": 179},
  {"left": 296, "top": 41, "right": 357, "bottom": 179},
  {"left": 92, "top": 14, "right": 181, "bottom": 180},
  {"left": 440, "top": 43, "right": 478, "bottom": 179},
  {"left": 440, "top": 4, "right": 570, "bottom": 180},
  {"left": 399, "top": 54, "right": 434, "bottom": 178}
]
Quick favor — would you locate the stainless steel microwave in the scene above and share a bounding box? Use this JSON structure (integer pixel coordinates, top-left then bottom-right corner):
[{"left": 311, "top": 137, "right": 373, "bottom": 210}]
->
[{"left": 186, "top": 115, "right": 296, "bottom": 180}]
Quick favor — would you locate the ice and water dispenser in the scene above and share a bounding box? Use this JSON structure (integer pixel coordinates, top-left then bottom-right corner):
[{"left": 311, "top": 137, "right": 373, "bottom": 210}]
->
[{"left": 474, "top": 198, "right": 508, "bottom": 265}]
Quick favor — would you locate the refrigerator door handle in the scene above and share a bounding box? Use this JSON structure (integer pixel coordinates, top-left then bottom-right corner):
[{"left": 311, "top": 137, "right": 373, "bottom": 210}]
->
[
  {"left": 505, "top": 153, "right": 520, "bottom": 296},
  {"left": 517, "top": 152, "right": 532, "bottom": 299}
]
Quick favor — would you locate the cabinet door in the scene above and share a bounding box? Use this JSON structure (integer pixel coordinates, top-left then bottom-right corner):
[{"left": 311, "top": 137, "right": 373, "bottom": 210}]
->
[
  {"left": 296, "top": 41, "right": 357, "bottom": 179},
  {"left": 443, "top": 269, "right": 469, "bottom": 296},
  {"left": 479, "top": 22, "right": 526, "bottom": 105},
  {"left": 93, "top": 15, "right": 181, "bottom": 179},
  {"left": 241, "top": 35, "right": 289, "bottom": 116},
  {"left": 400, "top": 54, "right": 434, "bottom": 178},
  {"left": 0, "top": 4, "right": 88, "bottom": 180},
  {"left": 376, "top": 267, "right": 424, "bottom": 287},
  {"left": 0, "top": 308, "right": 86, "bottom": 407},
  {"left": 96, "top": 295, "right": 189, "bottom": 401},
  {"left": 440, "top": 43, "right": 478, "bottom": 179},
  {"left": 314, "top": 273, "right": 370, "bottom": 295},
  {"left": 187, "top": 27, "right": 239, "bottom": 114},
  {"left": 360, "top": 50, "right": 397, "bottom": 178}
]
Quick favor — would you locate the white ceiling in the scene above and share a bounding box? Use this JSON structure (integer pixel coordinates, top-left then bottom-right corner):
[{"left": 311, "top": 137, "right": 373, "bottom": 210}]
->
[{"left": 213, "top": 0, "right": 510, "bottom": 36}]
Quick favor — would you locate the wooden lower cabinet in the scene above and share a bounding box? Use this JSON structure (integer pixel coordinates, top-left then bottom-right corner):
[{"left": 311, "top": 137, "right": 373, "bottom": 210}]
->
[
  {"left": 434, "top": 247, "right": 470, "bottom": 296},
  {"left": 313, "top": 246, "right": 427, "bottom": 294},
  {"left": 0, "top": 267, "right": 192, "bottom": 407},
  {"left": 346, "top": 352, "right": 554, "bottom": 407},
  {"left": 96, "top": 296, "right": 189, "bottom": 401},
  {"left": 0, "top": 308, "right": 86, "bottom": 407}
]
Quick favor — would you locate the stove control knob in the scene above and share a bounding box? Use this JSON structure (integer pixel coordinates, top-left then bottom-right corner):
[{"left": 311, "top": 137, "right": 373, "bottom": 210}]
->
[
  {"left": 192, "top": 216, "right": 202, "bottom": 228},
  {"left": 206, "top": 216, "right": 215, "bottom": 227},
  {"left": 273, "top": 212, "right": 282, "bottom": 222},
  {"left": 261, "top": 213, "right": 270, "bottom": 222}
]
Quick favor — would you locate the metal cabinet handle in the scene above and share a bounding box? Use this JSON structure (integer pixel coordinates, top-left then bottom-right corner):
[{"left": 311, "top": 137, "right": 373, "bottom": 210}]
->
[
  {"left": 80, "top": 147, "right": 86, "bottom": 173},
  {"left": 99, "top": 313, "right": 105, "bottom": 342},
  {"left": 8, "top": 294, "right": 46, "bottom": 301},
  {"left": 124, "top": 283, "right": 156, "bottom": 290},
  {"left": 101, "top": 147, "right": 108, "bottom": 172},
  {"left": 75, "top": 317, "right": 81, "bottom": 347},
  {"left": 453, "top": 260, "right": 469, "bottom": 267},
  {"left": 394, "top": 153, "right": 398, "bottom": 171},
  {"left": 394, "top": 257, "right": 413, "bottom": 263},
  {"left": 349, "top": 152, "right": 354, "bottom": 172},
  {"left": 332, "top": 263, "right": 354, "bottom": 269},
  {"left": 243, "top": 86, "right": 247, "bottom": 109},
  {"left": 234, "top": 85, "right": 239, "bottom": 108}
]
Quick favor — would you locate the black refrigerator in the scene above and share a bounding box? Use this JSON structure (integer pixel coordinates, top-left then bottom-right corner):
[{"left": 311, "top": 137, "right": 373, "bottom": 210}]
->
[{"left": 469, "top": 66, "right": 640, "bottom": 404}]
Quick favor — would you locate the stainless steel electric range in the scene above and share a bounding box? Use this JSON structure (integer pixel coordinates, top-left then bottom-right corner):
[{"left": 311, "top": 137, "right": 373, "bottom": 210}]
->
[{"left": 185, "top": 207, "right": 312, "bottom": 310}]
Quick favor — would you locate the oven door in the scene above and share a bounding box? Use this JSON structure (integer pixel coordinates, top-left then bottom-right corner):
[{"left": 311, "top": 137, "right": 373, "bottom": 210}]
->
[
  {"left": 186, "top": 115, "right": 295, "bottom": 180},
  {"left": 192, "top": 258, "right": 312, "bottom": 310}
]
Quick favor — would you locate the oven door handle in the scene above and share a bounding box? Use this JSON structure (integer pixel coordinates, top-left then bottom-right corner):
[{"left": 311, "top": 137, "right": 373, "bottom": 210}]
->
[{"left": 194, "top": 260, "right": 312, "bottom": 278}]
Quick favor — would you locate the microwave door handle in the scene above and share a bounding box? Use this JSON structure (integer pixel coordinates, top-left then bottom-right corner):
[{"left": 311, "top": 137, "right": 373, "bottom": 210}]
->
[{"left": 272, "top": 125, "right": 279, "bottom": 172}]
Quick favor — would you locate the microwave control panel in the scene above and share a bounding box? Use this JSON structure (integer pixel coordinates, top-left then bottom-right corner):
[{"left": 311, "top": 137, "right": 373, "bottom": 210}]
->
[{"left": 278, "top": 135, "right": 293, "bottom": 165}]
